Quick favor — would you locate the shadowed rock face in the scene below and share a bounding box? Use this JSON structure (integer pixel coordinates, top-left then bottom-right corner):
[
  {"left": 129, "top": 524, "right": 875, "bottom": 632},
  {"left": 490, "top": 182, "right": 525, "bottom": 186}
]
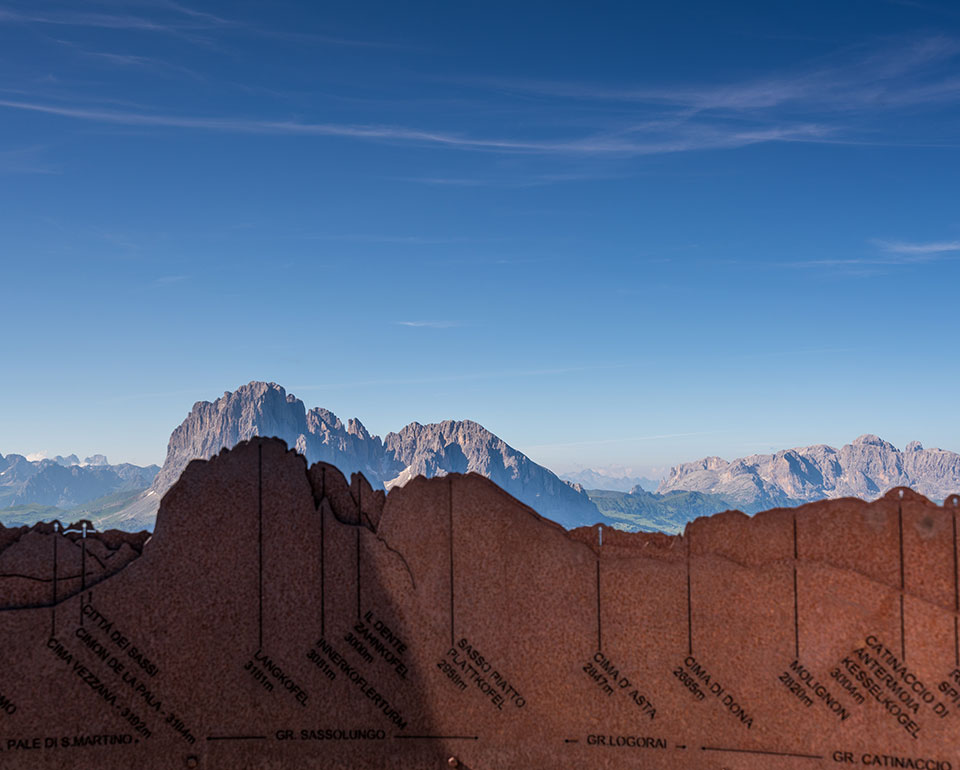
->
[
  {"left": 141, "top": 381, "right": 599, "bottom": 530},
  {"left": 380, "top": 419, "right": 594, "bottom": 523},
  {"left": 149, "top": 381, "right": 384, "bottom": 495},
  {"left": 659, "top": 434, "right": 960, "bottom": 507}
]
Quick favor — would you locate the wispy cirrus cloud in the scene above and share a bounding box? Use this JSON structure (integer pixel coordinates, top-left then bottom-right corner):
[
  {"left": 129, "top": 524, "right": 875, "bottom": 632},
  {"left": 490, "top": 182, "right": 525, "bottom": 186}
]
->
[
  {"left": 524, "top": 431, "right": 716, "bottom": 450},
  {"left": 785, "top": 237, "right": 960, "bottom": 271},
  {"left": 304, "top": 233, "right": 470, "bottom": 244},
  {"left": 427, "top": 36, "right": 960, "bottom": 160},
  {"left": 460, "top": 36, "right": 960, "bottom": 115},
  {"left": 143, "top": 0, "right": 234, "bottom": 26},
  {"left": 154, "top": 274, "right": 187, "bottom": 285},
  {"left": 291, "top": 363, "right": 630, "bottom": 391},
  {"left": 0, "top": 98, "right": 832, "bottom": 155},
  {"left": 0, "top": 2, "right": 396, "bottom": 47},
  {"left": 51, "top": 38, "right": 204, "bottom": 79},
  {"left": 873, "top": 239, "right": 960, "bottom": 254},
  {"left": 0, "top": 34, "right": 953, "bottom": 160},
  {"left": 0, "top": 145, "right": 58, "bottom": 174},
  {"left": 394, "top": 169, "right": 632, "bottom": 187},
  {"left": 0, "top": 8, "right": 215, "bottom": 35},
  {"left": 394, "top": 321, "right": 462, "bottom": 328},
  {"left": 0, "top": 0, "right": 237, "bottom": 35}
]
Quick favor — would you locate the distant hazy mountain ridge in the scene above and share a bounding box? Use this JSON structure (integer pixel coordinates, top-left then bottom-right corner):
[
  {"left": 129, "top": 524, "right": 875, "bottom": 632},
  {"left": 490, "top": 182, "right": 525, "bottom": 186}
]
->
[
  {"left": 658, "top": 434, "right": 960, "bottom": 507},
  {"left": 560, "top": 468, "right": 660, "bottom": 493},
  {"left": 141, "top": 381, "right": 599, "bottom": 530},
  {"left": 0, "top": 452, "right": 158, "bottom": 510}
]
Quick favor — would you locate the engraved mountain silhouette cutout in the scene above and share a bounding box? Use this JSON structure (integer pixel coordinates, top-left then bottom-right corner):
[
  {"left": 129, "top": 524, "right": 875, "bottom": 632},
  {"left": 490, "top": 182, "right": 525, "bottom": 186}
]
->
[{"left": 2, "top": 437, "right": 960, "bottom": 768}]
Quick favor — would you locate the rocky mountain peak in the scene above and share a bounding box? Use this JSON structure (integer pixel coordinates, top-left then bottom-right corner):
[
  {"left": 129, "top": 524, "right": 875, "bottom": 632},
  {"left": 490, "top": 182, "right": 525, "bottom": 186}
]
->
[
  {"left": 150, "top": 381, "right": 312, "bottom": 494},
  {"left": 852, "top": 434, "right": 896, "bottom": 450},
  {"left": 660, "top": 435, "right": 960, "bottom": 508},
  {"left": 308, "top": 407, "right": 343, "bottom": 432},
  {"left": 132, "top": 382, "right": 601, "bottom": 531},
  {"left": 347, "top": 418, "right": 372, "bottom": 440}
]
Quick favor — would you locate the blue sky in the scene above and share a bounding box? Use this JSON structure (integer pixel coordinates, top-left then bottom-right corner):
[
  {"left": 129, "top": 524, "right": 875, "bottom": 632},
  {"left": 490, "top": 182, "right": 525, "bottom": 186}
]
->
[{"left": 2, "top": 0, "right": 960, "bottom": 475}]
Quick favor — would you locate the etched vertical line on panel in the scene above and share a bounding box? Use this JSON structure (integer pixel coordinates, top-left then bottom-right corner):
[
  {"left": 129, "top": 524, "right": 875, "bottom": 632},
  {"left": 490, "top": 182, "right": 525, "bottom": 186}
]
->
[
  {"left": 258, "top": 442, "right": 263, "bottom": 650},
  {"left": 596, "top": 550, "right": 602, "bottom": 653},
  {"left": 51, "top": 522, "right": 58, "bottom": 636},
  {"left": 898, "top": 504, "right": 905, "bottom": 661},
  {"left": 320, "top": 467, "right": 326, "bottom": 638},
  {"left": 953, "top": 511, "right": 959, "bottom": 666},
  {"left": 356, "top": 526, "right": 362, "bottom": 622},
  {"left": 793, "top": 514, "right": 800, "bottom": 659},
  {"left": 449, "top": 478, "right": 455, "bottom": 648},
  {"left": 686, "top": 535, "right": 693, "bottom": 656}
]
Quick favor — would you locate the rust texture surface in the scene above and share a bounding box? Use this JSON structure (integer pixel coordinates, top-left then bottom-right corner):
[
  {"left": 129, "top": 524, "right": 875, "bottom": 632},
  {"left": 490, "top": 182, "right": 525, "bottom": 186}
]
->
[{"left": 2, "top": 437, "right": 960, "bottom": 769}]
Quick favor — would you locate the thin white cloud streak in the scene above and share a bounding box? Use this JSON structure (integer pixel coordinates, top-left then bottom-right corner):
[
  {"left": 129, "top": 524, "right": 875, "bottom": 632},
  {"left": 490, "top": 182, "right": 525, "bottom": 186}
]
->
[
  {"left": 145, "top": 0, "right": 234, "bottom": 26},
  {"left": 523, "top": 431, "right": 716, "bottom": 450},
  {"left": 0, "top": 8, "right": 198, "bottom": 33},
  {"left": 395, "top": 170, "right": 631, "bottom": 187},
  {"left": 0, "top": 4, "right": 402, "bottom": 48},
  {"left": 51, "top": 38, "right": 205, "bottom": 79},
  {"left": 291, "top": 363, "right": 631, "bottom": 390},
  {"left": 304, "top": 234, "right": 470, "bottom": 244},
  {"left": 0, "top": 1, "right": 238, "bottom": 33},
  {"left": 0, "top": 145, "right": 57, "bottom": 174},
  {"left": 86, "top": 50, "right": 168, "bottom": 66},
  {"left": 0, "top": 98, "right": 831, "bottom": 155},
  {"left": 89, "top": 52, "right": 202, "bottom": 78},
  {"left": 462, "top": 37, "right": 960, "bottom": 115},
  {"left": 394, "top": 321, "right": 461, "bottom": 328},
  {"left": 784, "top": 238, "right": 960, "bottom": 269},
  {"left": 784, "top": 256, "right": 949, "bottom": 268},
  {"left": 883, "top": 0, "right": 960, "bottom": 19},
  {"left": 393, "top": 177, "right": 492, "bottom": 186},
  {"left": 874, "top": 239, "right": 960, "bottom": 254},
  {"left": 98, "top": 387, "right": 214, "bottom": 404}
]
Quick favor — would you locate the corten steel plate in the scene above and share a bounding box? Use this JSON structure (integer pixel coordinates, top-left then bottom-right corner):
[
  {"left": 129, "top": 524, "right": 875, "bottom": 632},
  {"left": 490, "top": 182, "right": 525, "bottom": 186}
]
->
[{"left": 2, "top": 437, "right": 960, "bottom": 769}]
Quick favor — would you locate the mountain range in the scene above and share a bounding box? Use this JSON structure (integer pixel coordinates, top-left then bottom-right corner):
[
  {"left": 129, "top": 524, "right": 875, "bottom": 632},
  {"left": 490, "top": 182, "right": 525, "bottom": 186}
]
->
[
  {"left": 658, "top": 434, "right": 960, "bottom": 509},
  {"left": 107, "top": 381, "right": 599, "bottom": 531},
  {"left": 0, "top": 452, "right": 158, "bottom": 513},
  {"left": 4, "top": 382, "right": 959, "bottom": 534},
  {"left": 559, "top": 468, "right": 659, "bottom": 493}
]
